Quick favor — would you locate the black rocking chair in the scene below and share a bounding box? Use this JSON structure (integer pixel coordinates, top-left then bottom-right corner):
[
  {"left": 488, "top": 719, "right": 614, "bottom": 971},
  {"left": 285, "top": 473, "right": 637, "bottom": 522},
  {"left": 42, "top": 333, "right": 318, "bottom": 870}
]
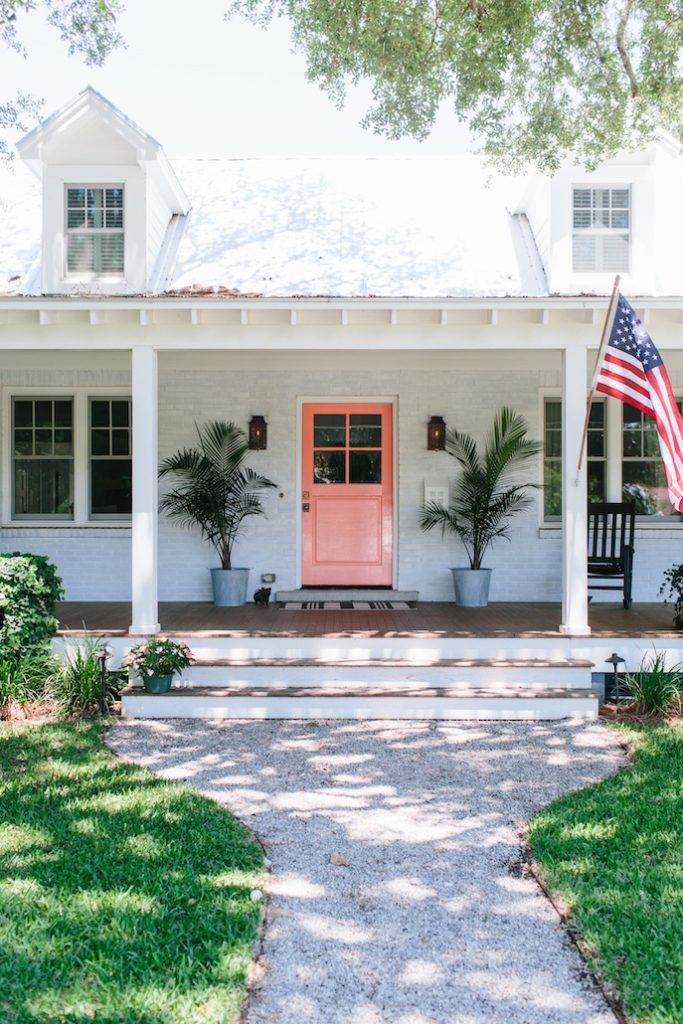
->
[{"left": 587, "top": 502, "right": 636, "bottom": 609}]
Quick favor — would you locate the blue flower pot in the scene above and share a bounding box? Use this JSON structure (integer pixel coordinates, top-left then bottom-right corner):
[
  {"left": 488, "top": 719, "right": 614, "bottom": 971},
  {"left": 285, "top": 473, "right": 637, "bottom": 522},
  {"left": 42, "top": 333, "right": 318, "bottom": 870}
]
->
[{"left": 143, "top": 674, "right": 174, "bottom": 694}]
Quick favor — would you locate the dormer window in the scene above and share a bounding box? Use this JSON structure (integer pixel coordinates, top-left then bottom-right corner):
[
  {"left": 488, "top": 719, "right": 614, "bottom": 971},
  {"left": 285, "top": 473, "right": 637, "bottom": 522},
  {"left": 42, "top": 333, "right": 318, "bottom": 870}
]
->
[
  {"left": 66, "top": 186, "right": 124, "bottom": 276},
  {"left": 572, "top": 186, "right": 630, "bottom": 273}
]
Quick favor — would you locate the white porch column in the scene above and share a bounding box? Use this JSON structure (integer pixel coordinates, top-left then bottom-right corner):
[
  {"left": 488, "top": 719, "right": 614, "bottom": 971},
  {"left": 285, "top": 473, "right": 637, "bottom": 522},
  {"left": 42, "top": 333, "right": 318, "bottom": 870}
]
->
[
  {"left": 130, "top": 345, "right": 160, "bottom": 635},
  {"left": 560, "top": 342, "right": 591, "bottom": 636}
]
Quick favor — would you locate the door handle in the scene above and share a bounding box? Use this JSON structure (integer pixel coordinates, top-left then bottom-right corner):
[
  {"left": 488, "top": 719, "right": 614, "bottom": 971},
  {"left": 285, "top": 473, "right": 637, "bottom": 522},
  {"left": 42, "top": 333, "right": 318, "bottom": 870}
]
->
[{"left": 302, "top": 503, "right": 310, "bottom": 512}]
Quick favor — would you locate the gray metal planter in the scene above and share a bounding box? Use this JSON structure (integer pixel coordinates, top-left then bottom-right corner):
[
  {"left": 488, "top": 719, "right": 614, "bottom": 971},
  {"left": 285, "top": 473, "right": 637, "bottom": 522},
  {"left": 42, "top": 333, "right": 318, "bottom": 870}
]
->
[
  {"left": 211, "top": 567, "right": 250, "bottom": 606},
  {"left": 451, "top": 567, "right": 492, "bottom": 607}
]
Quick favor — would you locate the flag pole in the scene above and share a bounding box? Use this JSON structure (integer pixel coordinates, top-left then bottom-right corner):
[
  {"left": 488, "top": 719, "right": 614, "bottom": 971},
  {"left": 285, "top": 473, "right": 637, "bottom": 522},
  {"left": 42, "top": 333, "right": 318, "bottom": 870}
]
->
[{"left": 574, "top": 274, "right": 621, "bottom": 481}]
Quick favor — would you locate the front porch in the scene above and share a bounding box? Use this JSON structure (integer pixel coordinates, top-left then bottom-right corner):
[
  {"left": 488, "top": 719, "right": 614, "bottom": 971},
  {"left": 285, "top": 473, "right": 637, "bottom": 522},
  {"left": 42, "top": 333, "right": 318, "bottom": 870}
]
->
[{"left": 56, "top": 598, "right": 680, "bottom": 640}]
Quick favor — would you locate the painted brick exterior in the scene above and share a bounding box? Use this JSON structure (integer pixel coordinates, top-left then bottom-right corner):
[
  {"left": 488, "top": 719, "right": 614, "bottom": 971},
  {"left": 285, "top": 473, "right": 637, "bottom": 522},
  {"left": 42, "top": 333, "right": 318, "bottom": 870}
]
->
[{"left": 2, "top": 347, "right": 681, "bottom": 604}]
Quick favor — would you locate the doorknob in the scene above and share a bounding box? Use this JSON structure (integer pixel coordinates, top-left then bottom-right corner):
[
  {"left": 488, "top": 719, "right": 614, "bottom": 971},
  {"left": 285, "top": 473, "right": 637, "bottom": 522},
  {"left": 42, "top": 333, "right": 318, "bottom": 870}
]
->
[{"left": 302, "top": 503, "right": 310, "bottom": 512}]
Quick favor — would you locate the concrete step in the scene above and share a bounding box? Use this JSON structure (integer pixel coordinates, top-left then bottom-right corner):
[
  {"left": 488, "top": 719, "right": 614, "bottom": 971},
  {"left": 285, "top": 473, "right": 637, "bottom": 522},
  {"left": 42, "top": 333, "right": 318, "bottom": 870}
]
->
[
  {"left": 121, "top": 685, "right": 599, "bottom": 721},
  {"left": 170, "top": 657, "right": 594, "bottom": 689}
]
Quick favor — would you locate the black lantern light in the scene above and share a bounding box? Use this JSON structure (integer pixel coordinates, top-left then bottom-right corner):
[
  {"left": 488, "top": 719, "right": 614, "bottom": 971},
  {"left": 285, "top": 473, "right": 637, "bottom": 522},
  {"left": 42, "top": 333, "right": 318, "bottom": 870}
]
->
[
  {"left": 427, "top": 416, "right": 446, "bottom": 451},
  {"left": 605, "top": 651, "right": 626, "bottom": 707},
  {"left": 248, "top": 415, "right": 267, "bottom": 450}
]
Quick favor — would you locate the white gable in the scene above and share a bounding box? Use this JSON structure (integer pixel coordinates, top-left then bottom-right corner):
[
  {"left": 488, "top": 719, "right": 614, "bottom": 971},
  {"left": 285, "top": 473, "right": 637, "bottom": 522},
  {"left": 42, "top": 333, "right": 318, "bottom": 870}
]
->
[{"left": 14, "top": 88, "right": 189, "bottom": 296}]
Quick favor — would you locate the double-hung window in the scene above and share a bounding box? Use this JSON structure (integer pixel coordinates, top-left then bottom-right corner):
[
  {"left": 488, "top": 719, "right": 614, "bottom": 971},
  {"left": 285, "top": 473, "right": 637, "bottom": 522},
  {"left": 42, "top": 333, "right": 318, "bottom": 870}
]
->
[
  {"left": 12, "top": 398, "right": 74, "bottom": 519},
  {"left": 543, "top": 398, "right": 606, "bottom": 519},
  {"left": 543, "top": 397, "right": 683, "bottom": 520},
  {"left": 10, "top": 395, "right": 132, "bottom": 522},
  {"left": 90, "top": 399, "right": 132, "bottom": 518},
  {"left": 622, "top": 402, "right": 683, "bottom": 516},
  {"left": 572, "top": 187, "right": 630, "bottom": 273},
  {"left": 66, "top": 186, "right": 124, "bottom": 276}
]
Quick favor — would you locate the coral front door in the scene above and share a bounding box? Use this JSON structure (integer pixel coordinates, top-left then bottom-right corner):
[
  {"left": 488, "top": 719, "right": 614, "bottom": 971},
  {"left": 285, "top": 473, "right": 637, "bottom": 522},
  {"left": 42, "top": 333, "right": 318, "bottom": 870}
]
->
[{"left": 302, "top": 403, "right": 393, "bottom": 586}]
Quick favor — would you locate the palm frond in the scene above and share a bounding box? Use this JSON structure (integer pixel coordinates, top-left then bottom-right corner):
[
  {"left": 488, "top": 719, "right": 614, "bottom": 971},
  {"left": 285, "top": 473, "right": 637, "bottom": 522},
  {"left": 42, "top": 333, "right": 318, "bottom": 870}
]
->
[
  {"left": 418, "top": 407, "right": 540, "bottom": 569},
  {"left": 158, "top": 420, "right": 277, "bottom": 569}
]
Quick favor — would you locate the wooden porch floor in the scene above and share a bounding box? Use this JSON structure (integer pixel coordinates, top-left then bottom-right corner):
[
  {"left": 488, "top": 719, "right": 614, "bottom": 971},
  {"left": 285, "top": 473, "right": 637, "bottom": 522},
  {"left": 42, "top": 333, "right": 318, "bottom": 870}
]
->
[{"left": 55, "top": 600, "right": 681, "bottom": 638}]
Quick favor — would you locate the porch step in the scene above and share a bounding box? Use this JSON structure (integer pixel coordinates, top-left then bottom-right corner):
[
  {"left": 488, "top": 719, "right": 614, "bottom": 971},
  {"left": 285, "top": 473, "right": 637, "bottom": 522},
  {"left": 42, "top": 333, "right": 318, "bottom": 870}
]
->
[
  {"left": 173, "top": 657, "right": 594, "bottom": 689},
  {"left": 275, "top": 588, "right": 419, "bottom": 604},
  {"left": 121, "top": 684, "right": 599, "bottom": 721}
]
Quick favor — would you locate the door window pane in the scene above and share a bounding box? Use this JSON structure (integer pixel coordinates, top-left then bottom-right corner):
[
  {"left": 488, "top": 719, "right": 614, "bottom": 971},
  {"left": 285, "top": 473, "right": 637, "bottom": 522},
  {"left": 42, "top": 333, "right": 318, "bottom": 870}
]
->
[
  {"left": 349, "top": 451, "right": 381, "bottom": 484},
  {"left": 350, "top": 414, "right": 382, "bottom": 448},
  {"left": 314, "top": 451, "right": 345, "bottom": 484},
  {"left": 314, "top": 414, "right": 346, "bottom": 447}
]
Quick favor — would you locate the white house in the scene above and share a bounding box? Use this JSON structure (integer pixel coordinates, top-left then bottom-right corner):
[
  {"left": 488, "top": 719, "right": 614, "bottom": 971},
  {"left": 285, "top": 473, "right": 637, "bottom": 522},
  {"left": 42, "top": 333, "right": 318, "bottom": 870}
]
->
[{"left": 2, "top": 88, "right": 683, "bottom": 712}]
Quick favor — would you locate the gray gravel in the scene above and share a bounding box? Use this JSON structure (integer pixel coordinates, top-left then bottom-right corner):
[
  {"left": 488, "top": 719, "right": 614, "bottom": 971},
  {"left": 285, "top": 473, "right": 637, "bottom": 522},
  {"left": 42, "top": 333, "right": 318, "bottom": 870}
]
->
[{"left": 107, "top": 718, "right": 626, "bottom": 1024}]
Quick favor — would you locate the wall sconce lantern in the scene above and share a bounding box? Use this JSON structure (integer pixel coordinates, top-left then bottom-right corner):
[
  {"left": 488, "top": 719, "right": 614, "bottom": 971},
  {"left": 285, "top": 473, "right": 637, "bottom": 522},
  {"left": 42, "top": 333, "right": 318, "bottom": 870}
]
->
[
  {"left": 248, "top": 415, "right": 268, "bottom": 450},
  {"left": 427, "top": 416, "right": 446, "bottom": 451}
]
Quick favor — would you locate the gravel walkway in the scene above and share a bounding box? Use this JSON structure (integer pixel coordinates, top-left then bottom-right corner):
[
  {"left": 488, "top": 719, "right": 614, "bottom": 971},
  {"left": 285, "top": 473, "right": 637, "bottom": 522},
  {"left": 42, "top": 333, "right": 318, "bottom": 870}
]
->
[{"left": 107, "top": 718, "right": 626, "bottom": 1024}]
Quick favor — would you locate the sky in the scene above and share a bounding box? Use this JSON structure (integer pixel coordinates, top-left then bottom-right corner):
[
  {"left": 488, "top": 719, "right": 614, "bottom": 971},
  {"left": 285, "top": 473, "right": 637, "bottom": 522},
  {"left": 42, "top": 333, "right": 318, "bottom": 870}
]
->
[{"left": 1, "top": 0, "right": 474, "bottom": 158}]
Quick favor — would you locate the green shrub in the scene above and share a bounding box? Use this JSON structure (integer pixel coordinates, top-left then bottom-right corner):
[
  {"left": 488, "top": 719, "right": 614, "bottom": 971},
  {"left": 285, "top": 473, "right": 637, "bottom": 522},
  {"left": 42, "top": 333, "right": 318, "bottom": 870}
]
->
[
  {"left": 52, "top": 638, "right": 123, "bottom": 718},
  {"left": 0, "top": 553, "right": 64, "bottom": 659},
  {"left": 0, "top": 650, "right": 59, "bottom": 709},
  {"left": 625, "top": 650, "right": 683, "bottom": 716}
]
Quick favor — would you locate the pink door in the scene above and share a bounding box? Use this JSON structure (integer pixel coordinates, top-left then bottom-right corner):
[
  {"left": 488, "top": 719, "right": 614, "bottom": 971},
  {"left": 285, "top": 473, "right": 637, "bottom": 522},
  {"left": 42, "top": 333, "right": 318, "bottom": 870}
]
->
[{"left": 302, "top": 403, "right": 393, "bottom": 586}]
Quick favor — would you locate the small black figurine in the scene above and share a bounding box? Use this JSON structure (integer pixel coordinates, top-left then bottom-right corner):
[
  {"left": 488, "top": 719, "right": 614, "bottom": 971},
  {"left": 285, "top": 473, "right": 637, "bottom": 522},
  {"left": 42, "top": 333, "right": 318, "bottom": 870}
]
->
[{"left": 253, "top": 587, "right": 272, "bottom": 606}]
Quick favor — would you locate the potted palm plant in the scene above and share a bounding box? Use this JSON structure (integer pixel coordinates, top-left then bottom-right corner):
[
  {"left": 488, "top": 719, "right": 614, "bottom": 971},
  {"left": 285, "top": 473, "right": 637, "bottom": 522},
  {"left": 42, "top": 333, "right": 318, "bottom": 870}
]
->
[
  {"left": 159, "top": 420, "right": 277, "bottom": 606},
  {"left": 418, "top": 407, "right": 541, "bottom": 606}
]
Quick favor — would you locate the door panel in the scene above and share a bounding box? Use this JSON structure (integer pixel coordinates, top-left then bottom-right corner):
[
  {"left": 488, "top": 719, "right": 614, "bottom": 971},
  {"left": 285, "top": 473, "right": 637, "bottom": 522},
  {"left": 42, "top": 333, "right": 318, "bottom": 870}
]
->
[{"left": 302, "top": 403, "right": 393, "bottom": 585}]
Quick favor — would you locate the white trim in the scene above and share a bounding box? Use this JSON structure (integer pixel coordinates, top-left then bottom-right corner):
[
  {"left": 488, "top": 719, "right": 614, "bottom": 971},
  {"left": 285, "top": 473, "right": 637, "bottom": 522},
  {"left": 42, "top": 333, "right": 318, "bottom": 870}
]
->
[
  {"left": 295, "top": 396, "right": 399, "bottom": 590},
  {"left": 1, "top": 384, "right": 130, "bottom": 528}
]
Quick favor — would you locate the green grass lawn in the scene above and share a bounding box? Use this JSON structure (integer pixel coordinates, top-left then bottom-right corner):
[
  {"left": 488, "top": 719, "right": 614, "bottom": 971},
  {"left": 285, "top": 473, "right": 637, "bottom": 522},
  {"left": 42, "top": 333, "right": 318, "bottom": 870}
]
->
[
  {"left": 0, "top": 722, "right": 264, "bottom": 1024},
  {"left": 528, "top": 721, "right": 683, "bottom": 1024}
]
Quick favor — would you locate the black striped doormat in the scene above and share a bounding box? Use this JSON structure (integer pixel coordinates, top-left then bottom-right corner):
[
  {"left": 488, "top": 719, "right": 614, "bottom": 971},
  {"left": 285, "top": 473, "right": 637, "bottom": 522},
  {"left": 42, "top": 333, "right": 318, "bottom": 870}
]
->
[{"left": 281, "top": 600, "right": 412, "bottom": 610}]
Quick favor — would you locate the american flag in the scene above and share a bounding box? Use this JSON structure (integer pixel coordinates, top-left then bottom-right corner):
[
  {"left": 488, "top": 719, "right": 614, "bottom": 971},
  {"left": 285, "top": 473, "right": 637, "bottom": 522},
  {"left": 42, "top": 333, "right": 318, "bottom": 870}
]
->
[{"left": 595, "top": 292, "right": 683, "bottom": 512}]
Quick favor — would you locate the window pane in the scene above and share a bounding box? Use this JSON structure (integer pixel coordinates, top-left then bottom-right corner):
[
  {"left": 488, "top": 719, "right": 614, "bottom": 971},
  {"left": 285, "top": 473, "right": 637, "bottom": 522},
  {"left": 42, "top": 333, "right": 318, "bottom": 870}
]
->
[
  {"left": 94, "top": 234, "right": 124, "bottom": 273},
  {"left": 67, "top": 208, "right": 85, "bottom": 228},
  {"left": 67, "top": 234, "right": 94, "bottom": 273},
  {"left": 34, "top": 401, "right": 52, "bottom": 428},
  {"left": 34, "top": 429, "right": 53, "bottom": 456},
  {"left": 543, "top": 462, "right": 561, "bottom": 519},
  {"left": 642, "top": 423, "right": 661, "bottom": 458},
  {"left": 14, "top": 459, "right": 73, "bottom": 516},
  {"left": 545, "top": 400, "right": 561, "bottom": 428},
  {"left": 573, "top": 235, "right": 596, "bottom": 272},
  {"left": 54, "top": 429, "right": 72, "bottom": 456},
  {"left": 350, "top": 413, "right": 381, "bottom": 447},
  {"left": 112, "top": 430, "right": 130, "bottom": 456},
  {"left": 91, "top": 429, "right": 110, "bottom": 457},
  {"left": 14, "top": 430, "right": 33, "bottom": 456},
  {"left": 587, "top": 431, "right": 604, "bottom": 457},
  {"left": 313, "top": 451, "right": 345, "bottom": 484},
  {"left": 91, "top": 400, "right": 110, "bottom": 428},
  {"left": 111, "top": 401, "right": 129, "bottom": 427},
  {"left": 314, "top": 415, "right": 346, "bottom": 448},
  {"left": 91, "top": 460, "right": 132, "bottom": 515},
  {"left": 14, "top": 401, "right": 33, "bottom": 428},
  {"left": 588, "top": 463, "right": 605, "bottom": 503},
  {"left": 545, "top": 432, "right": 561, "bottom": 458},
  {"left": 623, "top": 462, "right": 673, "bottom": 516},
  {"left": 349, "top": 450, "right": 381, "bottom": 484},
  {"left": 55, "top": 401, "right": 72, "bottom": 427}
]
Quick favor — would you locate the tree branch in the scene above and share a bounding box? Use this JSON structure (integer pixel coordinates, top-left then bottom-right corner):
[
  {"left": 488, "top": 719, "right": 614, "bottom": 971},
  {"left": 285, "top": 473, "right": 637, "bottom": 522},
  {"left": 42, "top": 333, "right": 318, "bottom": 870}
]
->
[{"left": 616, "top": 0, "right": 639, "bottom": 97}]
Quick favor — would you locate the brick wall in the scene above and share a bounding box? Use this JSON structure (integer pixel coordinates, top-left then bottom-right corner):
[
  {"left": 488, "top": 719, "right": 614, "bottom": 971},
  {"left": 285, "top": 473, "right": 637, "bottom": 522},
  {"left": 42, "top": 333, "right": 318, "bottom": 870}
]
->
[{"left": 1, "top": 347, "right": 681, "bottom": 603}]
